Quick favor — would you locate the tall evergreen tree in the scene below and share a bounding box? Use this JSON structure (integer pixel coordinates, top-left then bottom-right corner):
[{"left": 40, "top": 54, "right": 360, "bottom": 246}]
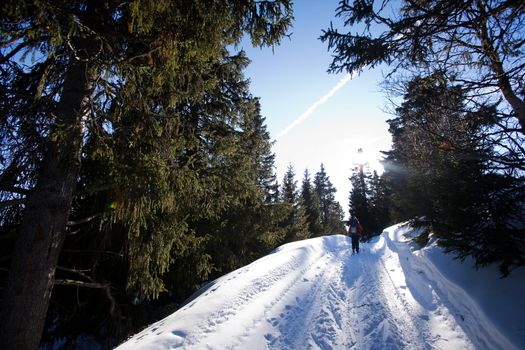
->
[
  {"left": 348, "top": 166, "right": 391, "bottom": 239},
  {"left": 367, "top": 171, "right": 392, "bottom": 234},
  {"left": 382, "top": 73, "right": 525, "bottom": 275},
  {"left": 0, "top": 1, "right": 293, "bottom": 348},
  {"left": 280, "top": 164, "right": 310, "bottom": 242},
  {"left": 348, "top": 163, "right": 372, "bottom": 238},
  {"left": 314, "top": 164, "right": 333, "bottom": 226},
  {"left": 314, "top": 164, "right": 345, "bottom": 235},
  {"left": 282, "top": 164, "right": 298, "bottom": 205},
  {"left": 300, "top": 169, "right": 323, "bottom": 237},
  {"left": 37, "top": 49, "right": 289, "bottom": 346}
]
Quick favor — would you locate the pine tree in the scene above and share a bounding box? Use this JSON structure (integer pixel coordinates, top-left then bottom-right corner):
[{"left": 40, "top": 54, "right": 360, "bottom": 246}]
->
[
  {"left": 203, "top": 95, "right": 287, "bottom": 272},
  {"left": 314, "top": 164, "right": 332, "bottom": 226},
  {"left": 326, "top": 201, "right": 347, "bottom": 236}
]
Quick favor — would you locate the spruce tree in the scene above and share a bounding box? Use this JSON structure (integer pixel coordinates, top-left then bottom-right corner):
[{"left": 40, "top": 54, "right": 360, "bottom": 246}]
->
[
  {"left": 314, "top": 164, "right": 333, "bottom": 227},
  {"left": 348, "top": 164, "right": 372, "bottom": 238},
  {"left": 382, "top": 73, "right": 525, "bottom": 275},
  {"left": 367, "top": 171, "right": 392, "bottom": 233},
  {"left": 282, "top": 164, "right": 298, "bottom": 206},
  {"left": 314, "top": 164, "right": 345, "bottom": 235},
  {"left": 300, "top": 169, "right": 323, "bottom": 237},
  {"left": 0, "top": 1, "right": 293, "bottom": 348},
  {"left": 37, "top": 48, "right": 289, "bottom": 346},
  {"left": 202, "top": 94, "right": 288, "bottom": 274},
  {"left": 280, "top": 164, "right": 310, "bottom": 242}
]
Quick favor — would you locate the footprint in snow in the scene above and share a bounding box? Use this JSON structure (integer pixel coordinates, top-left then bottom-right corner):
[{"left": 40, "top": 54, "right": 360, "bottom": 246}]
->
[
  {"left": 264, "top": 333, "right": 278, "bottom": 345},
  {"left": 169, "top": 331, "right": 187, "bottom": 348},
  {"left": 267, "top": 317, "right": 279, "bottom": 326}
]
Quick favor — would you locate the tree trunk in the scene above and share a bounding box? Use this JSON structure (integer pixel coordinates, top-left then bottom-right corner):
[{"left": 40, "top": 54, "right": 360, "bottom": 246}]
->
[
  {"left": 477, "top": 0, "right": 525, "bottom": 133},
  {"left": 495, "top": 69, "right": 525, "bottom": 133},
  {"left": 0, "top": 60, "right": 96, "bottom": 350}
]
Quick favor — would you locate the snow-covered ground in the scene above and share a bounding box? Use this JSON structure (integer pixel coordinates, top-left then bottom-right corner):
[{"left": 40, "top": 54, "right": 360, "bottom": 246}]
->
[{"left": 116, "top": 223, "right": 525, "bottom": 349}]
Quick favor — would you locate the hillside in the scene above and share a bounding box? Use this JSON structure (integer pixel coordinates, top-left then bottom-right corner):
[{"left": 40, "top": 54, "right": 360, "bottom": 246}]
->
[{"left": 116, "top": 224, "right": 525, "bottom": 349}]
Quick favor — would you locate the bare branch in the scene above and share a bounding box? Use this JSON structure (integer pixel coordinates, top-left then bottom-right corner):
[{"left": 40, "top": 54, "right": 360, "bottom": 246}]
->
[
  {"left": 54, "top": 279, "right": 109, "bottom": 289},
  {"left": 60, "top": 249, "right": 123, "bottom": 258},
  {"left": 67, "top": 213, "right": 101, "bottom": 226}
]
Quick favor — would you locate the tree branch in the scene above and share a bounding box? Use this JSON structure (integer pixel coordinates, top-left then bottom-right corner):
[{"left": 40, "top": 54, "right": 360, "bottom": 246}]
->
[
  {"left": 60, "top": 249, "right": 123, "bottom": 258},
  {"left": 0, "top": 198, "right": 25, "bottom": 208},
  {"left": 0, "top": 185, "right": 31, "bottom": 195},
  {"left": 53, "top": 279, "right": 109, "bottom": 289},
  {"left": 67, "top": 213, "right": 101, "bottom": 226},
  {"left": 53, "top": 277, "right": 117, "bottom": 315}
]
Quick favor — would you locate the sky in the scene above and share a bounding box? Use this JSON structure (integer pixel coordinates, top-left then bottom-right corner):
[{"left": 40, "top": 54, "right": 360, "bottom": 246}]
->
[
  {"left": 117, "top": 223, "right": 525, "bottom": 349},
  {"left": 238, "top": 1, "right": 392, "bottom": 216}
]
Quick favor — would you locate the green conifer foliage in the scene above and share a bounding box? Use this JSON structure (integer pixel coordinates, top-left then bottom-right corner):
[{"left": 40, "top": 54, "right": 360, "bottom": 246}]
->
[
  {"left": 199, "top": 90, "right": 286, "bottom": 276},
  {"left": 321, "top": 0, "right": 525, "bottom": 133},
  {"left": 0, "top": 1, "right": 292, "bottom": 348},
  {"left": 382, "top": 73, "right": 525, "bottom": 276},
  {"left": 348, "top": 164, "right": 371, "bottom": 237},
  {"left": 314, "top": 164, "right": 346, "bottom": 235},
  {"left": 367, "top": 171, "right": 392, "bottom": 233},
  {"left": 301, "top": 169, "right": 323, "bottom": 237},
  {"left": 279, "top": 164, "right": 310, "bottom": 242},
  {"left": 348, "top": 165, "right": 391, "bottom": 239}
]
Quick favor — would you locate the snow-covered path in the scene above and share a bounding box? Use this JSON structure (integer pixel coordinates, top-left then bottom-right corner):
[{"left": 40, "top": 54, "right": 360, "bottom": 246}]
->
[{"left": 116, "top": 224, "right": 524, "bottom": 350}]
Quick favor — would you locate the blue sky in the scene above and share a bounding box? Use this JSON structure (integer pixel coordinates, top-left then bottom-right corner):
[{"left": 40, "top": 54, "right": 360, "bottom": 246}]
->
[{"left": 238, "top": 1, "right": 392, "bottom": 216}]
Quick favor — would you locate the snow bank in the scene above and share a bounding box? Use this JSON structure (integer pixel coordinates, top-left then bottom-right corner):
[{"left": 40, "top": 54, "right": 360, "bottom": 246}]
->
[
  {"left": 383, "top": 223, "right": 525, "bottom": 349},
  {"left": 115, "top": 225, "right": 524, "bottom": 349}
]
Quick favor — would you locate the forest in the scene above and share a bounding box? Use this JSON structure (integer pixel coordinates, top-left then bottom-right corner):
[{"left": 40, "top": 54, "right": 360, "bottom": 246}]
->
[{"left": 1, "top": 0, "right": 524, "bottom": 349}]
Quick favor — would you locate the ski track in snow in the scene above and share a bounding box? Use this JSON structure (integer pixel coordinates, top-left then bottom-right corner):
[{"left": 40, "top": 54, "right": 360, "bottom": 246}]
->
[{"left": 116, "top": 228, "right": 520, "bottom": 350}]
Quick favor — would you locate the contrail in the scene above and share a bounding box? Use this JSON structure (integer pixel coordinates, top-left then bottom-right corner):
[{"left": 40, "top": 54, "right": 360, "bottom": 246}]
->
[{"left": 273, "top": 73, "right": 353, "bottom": 141}]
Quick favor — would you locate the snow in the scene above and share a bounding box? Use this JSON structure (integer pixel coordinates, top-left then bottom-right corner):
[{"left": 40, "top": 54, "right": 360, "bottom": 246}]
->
[{"left": 116, "top": 223, "right": 525, "bottom": 349}]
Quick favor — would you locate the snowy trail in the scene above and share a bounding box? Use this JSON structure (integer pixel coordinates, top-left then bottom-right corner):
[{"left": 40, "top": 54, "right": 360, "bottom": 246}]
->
[{"left": 116, "top": 225, "right": 523, "bottom": 350}]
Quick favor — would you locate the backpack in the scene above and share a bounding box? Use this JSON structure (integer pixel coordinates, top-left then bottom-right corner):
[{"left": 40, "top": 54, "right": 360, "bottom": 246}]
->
[{"left": 349, "top": 218, "right": 358, "bottom": 235}]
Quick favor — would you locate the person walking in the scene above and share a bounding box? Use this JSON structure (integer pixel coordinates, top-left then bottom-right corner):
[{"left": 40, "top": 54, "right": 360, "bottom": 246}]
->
[{"left": 348, "top": 216, "right": 363, "bottom": 254}]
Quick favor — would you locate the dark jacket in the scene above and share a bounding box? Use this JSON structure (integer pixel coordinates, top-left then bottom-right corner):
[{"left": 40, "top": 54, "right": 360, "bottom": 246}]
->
[{"left": 348, "top": 217, "right": 362, "bottom": 238}]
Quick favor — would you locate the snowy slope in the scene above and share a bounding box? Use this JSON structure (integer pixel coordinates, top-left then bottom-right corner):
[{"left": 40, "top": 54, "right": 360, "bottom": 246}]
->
[{"left": 116, "top": 224, "right": 525, "bottom": 349}]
